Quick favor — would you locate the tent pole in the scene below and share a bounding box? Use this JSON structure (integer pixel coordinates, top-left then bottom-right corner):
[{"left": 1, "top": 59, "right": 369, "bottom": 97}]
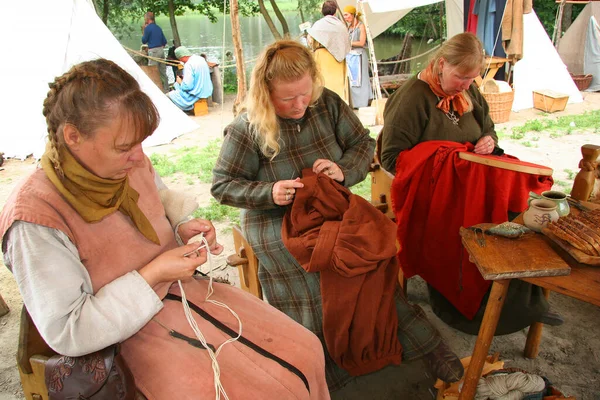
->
[
  {"left": 358, "top": 1, "right": 384, "bottom": 122},
  {"left": 554, "top": 0, "right": 566, "bottom": 48}
]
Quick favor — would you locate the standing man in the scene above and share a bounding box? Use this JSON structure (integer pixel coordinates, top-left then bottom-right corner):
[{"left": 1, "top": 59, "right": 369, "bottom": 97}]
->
[
  {"left": 142, "top": 11, "right": 169, "bottom": 93},
  {"left": 167, "top": 46, "right": 213, "bottom": 112}
]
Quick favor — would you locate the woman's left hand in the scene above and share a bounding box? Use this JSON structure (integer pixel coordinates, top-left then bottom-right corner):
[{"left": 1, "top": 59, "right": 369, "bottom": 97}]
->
[
  {"left": 313, "top": 159, "right": 345, "bottom": 182},
  {"left": 177, "top": 219, "right": 224, "bottom": 255},
  {"left": 474, "top": 135, "right": 495, "bottom": 155}
]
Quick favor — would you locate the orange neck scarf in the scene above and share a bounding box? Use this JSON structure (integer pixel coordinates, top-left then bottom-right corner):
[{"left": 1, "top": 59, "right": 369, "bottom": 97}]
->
[{"left": 420, "top": 62, "right": 469, "bottom": 116}]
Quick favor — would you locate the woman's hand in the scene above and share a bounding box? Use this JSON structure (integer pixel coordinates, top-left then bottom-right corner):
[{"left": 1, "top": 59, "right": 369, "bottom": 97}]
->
[
  {"left": 272, "top": 178, "right": 304, "bottom": 206},
  {"left": 177, "top": 219, "right": 224, "bottom": 255},
  {"left": 138, "top": 243, "right": 208, "bottom": 287},
  {"left": 313, "top": 159, "right": 345, "bottom": 182},
  {"left": 474, "top": 135, "right": 495, "bottom": 155}
]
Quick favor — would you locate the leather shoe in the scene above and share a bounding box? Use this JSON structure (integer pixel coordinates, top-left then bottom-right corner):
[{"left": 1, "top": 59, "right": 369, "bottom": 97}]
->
[
  {"left": 536, "top": 311, "right": 564, "bottom": 326},
  {"left": 423, "top": 341, "right": 464, "bottom": 383}
]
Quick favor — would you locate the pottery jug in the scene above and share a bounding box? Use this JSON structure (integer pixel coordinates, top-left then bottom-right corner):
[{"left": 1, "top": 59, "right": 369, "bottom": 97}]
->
[
  {"left": 523, "top": 199, "right": 560, "bottom": 232},
  {"left": 528, "top": 190, "right": 570, "bottom": 217}
]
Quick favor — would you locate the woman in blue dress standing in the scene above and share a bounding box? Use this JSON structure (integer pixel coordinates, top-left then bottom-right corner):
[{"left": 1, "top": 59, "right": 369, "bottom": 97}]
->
[{"left": 343, "top": 5, "right": 372, "bottom": 109}]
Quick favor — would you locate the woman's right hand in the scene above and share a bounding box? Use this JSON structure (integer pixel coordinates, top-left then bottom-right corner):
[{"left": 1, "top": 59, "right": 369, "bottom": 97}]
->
[
  {"left": 272, "top": 178, "right": 304, "bottom": 206},
  {"left": 138, "top": 243, "right": 208, "bottom": 287}
]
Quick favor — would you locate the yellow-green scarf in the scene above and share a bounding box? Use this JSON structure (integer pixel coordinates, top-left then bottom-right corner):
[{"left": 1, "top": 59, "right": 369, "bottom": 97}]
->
[{"left": 41, "top": 147, "right": 160, "bottom": 245}]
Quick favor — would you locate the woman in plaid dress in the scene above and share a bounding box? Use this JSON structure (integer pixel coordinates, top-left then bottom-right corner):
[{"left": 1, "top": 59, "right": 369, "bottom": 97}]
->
[{"left": 212, "top": 40, "right": 463, "bottom": 391}]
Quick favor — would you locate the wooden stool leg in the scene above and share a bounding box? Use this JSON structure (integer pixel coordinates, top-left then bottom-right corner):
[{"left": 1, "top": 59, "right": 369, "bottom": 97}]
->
[
  {"left": 0, "top": 293, "right": 9, "bottom": 317},
  {"left": 524, "top": 288, "right": 550, "bottom": 359},
  {"left": 398, "top": 268, "right": 407, "bottom": 297},
  {"left": 459, "top": 279, "right": 510, "bottom": 400}
]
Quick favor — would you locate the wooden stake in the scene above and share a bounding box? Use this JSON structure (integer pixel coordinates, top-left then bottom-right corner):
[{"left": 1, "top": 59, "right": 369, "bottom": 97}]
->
[{"left": 230, "top": 0, "right": 247, "bottom": 114}]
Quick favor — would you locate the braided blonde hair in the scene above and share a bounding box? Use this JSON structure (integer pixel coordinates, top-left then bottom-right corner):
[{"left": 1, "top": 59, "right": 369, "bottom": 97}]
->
[
  {"left": 243, "top": 40, "right": 323, "bottom": 160},
  {"left": 42, "top": 59, "right": 159, "bottom": 174}
]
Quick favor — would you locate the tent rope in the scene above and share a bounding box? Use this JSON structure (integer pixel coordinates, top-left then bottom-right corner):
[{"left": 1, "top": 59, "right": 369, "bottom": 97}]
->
[
  {"left": 357, "top": 1, "right": 383, "bottom": 106},
  {"left": 377, "top": 44, "right": 441, "bottom": 65},
  {"left": 123, "top": 46, "right": 181, "bottom": 66}
]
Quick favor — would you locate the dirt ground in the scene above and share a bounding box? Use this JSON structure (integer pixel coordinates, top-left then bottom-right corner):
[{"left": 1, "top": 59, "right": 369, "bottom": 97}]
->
[{"left": 1, "top": 93, "right": 600, "bottom": 400}]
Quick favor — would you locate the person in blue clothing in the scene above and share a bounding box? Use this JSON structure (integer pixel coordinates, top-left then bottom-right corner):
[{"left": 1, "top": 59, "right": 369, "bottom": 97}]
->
[
  {"left": 142, "top": 11, "right": 169, "bottom": 93},
  {"left": 167, "top": 46, "right": 213, "bottom": 112}
]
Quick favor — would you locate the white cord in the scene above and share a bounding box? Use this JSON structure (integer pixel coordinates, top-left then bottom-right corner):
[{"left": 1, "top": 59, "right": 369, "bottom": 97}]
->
[{"left": 177, "top": 234, "right": 242, "bottom": 400}]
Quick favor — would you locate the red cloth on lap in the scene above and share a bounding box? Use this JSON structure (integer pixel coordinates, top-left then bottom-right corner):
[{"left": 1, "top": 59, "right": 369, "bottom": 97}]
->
[{"left": 391, "top": 141, "right": 553, "bottom": 319}]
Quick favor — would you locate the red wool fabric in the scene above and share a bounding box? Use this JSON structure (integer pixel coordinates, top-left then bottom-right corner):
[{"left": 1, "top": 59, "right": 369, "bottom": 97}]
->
[
  {"left": 391, "top": 141, "right": 553, "bottom": 319},
  {"left": 282, "top": 170, "right": 402, "bottom": 376}
]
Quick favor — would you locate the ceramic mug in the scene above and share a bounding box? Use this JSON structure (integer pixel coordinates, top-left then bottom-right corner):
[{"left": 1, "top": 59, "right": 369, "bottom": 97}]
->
[
  {"left": 528, "top": 190, "right": 570, "bottom": 217},
  {"left": 523, "top": 199, "right": 560, "bottom": 232}
]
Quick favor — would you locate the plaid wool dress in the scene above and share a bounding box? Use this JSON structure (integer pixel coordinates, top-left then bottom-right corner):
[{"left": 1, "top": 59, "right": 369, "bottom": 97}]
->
[{"left": 212, "top": 89, "right": 440, "bottom": 390}]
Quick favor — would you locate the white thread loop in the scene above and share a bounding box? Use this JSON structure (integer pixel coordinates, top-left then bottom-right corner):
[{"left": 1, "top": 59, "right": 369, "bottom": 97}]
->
[{"left": 178, "top": 234, "right": 242, "bottom": 400}]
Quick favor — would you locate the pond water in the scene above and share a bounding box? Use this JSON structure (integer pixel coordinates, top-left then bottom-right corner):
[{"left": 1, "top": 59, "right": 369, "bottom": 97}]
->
[{"left": 118, "top": 12, "right": 438, "bottom": 74}]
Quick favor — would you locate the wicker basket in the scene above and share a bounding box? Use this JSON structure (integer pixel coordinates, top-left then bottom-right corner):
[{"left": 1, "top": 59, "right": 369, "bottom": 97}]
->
[
  {"left": 481, "top": 90, "right": 514, "bottom": 124},
  {"left": 570, "top": 73, "right": 593, "bottom": 91}
]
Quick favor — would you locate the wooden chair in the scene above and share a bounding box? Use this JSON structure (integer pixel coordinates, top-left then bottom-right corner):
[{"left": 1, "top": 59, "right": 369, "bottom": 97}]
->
[
  {"left": 17, "top": 306, "right": 55, "bottom": 400},
  {"left": 17, "top": 305, "right": 150, "bottom": 400},
  {"left": 226, "top": 226, "right": 263, "bottom": 299}
]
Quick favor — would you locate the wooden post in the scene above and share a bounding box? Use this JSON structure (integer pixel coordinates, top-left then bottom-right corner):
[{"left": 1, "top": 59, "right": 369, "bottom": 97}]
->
[
  {"left": 554, "top": 0, "right": 565, "bottom": 48},
  {"left": 230, "top": 0, "right": 247, "bottom": 114},
  {"left": 571, "top": 144, "right": 600, "bottom": 201},
  {"left": 524, "top": 288, "right": 550, "bottom": 359},
  {"left": 459, "top": 280, "right": 510, "bottom": 400},
  {"left": 0, "top": 293, "right": 8, "bottom": 317}
]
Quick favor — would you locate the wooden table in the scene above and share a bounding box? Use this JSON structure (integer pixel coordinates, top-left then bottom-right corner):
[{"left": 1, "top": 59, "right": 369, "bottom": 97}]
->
[
  {"left": 475, "top": 56, "right": 510, "bottom": 87},
  {"left": 457, "top": 211, "right": 600, "bottom": 399}
]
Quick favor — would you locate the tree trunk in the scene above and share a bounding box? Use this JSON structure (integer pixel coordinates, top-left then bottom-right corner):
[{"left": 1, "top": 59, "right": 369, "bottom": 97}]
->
[
  {"left": 269, "top": 0, "right": 290, "bottom": 37},
  {"left": 230, "top": 0, "right": 247, "bottom": 114},
  {"left": 562, "top": 3, "right": 573, "bottom": 34},
  {"left": 102, "top": 0, "right": 109, "bottom": 25},
  {"left": 298, "top": 3, "right": 305, "bottom": 24},
  {"left": 258, "top": 0, "right": 282, "bottom": 40},
  {"left": 439, "top": 1, "right": 445, "bottom": 40},
  {"left": 168, "top": 0, "right": 181, "bottom": 47}
]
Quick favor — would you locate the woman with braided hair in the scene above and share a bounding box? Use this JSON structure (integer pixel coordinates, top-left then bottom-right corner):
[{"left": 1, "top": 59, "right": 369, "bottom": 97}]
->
[{"left": 0, "top": 59, "right": 329, "bottom": 399}]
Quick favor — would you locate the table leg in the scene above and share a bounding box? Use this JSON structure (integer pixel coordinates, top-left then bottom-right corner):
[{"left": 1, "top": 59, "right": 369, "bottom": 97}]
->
[
  {"left": 524, "top": 288, "right": 550, "bottom": 359},
  {"left": 458, "top": 279, "right": 510, "bottom": 400}
]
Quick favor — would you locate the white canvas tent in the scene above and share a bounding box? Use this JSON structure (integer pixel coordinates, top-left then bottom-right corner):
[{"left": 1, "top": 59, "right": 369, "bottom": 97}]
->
[
  {"left": 335, "top": 0, "right": 463, "bottom": 39},
  {"left": 0, "top": 0, "right": 198, "bottom": 160},
  {"left": 511, "top": 10, "right": 583, "bottom": 111},
  {"left": 558, "top": 1, "right": 600, "bottom": 75}
]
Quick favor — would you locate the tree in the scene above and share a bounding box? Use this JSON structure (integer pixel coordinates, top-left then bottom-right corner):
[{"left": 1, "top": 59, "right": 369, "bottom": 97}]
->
[
  {"left": 230, "top": 0, "right": 247, "bottom": 113},
  {"left": 257, "top": 0, "right": 282, "bottom": 39},
  {"left": 256, "top": 0, "right": 291, "bottom": 39}
]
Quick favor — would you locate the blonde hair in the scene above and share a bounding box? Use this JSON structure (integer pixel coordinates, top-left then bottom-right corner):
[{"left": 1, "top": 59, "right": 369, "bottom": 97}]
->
[
  {"left": 42, "top": 59, "right": 159, "bottom": 175},
  {"left": 244, "top": 40, "right": 323, "bottom": 159},
  {"left": 431, "top": 33, "right": 484, "bottom": 111}
]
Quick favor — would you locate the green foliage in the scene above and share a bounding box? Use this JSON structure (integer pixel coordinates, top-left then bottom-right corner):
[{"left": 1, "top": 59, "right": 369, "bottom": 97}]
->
[
  {"left": 193, "top": 199, "right": 241, "bottom": 224},
  {"left": 510, "top": 110, "right": 600, "bottom": 138},
  {"left": 351, "top": 177, "right": 371, "bottom": 201},
  {"left": 564, "top": 169, "right": 576, "bottom": 180},
  {"left": 149, "top": 140, "right": 222, "bottom": 183},
  {"left": 384, "top": 4, "right": 444, "bottom": 39},
  {"left": 534, "top": 2, "right": 586, "bottom": 39}
]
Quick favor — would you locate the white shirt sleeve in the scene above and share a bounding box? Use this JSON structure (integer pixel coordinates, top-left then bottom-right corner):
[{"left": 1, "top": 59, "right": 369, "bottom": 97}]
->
[{"left": 3, "top": 221, "right": 163, "bottom": 357}]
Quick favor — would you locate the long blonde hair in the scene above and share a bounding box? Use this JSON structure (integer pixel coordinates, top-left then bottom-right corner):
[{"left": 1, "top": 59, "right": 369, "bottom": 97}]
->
[
  {"left": 244, "top": 40, "right": 323, "bottom": 159},
  {"left": 430, "top": 33, "right": 484, "bottom": 111}
]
